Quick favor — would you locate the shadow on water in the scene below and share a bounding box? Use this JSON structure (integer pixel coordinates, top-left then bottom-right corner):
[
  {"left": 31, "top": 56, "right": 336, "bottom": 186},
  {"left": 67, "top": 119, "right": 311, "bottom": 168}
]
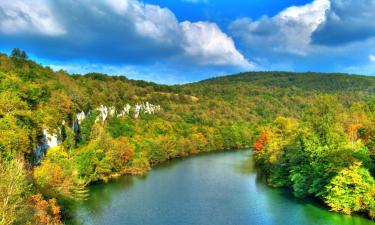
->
[
  {"left": 67, "top": 176, "right": 139, "bottom": 225},
  {"left": 243, "top": 156, "right": 375, "bottom": 225},
  {"left": 233, "top": 151, "right": 255, "bottom": 175}
]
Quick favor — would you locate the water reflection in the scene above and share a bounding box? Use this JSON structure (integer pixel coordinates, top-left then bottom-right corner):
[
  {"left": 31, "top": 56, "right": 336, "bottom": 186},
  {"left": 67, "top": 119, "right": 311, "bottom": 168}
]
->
[{"left": 233, "top": 151, "right": 254, "bottom": 175}]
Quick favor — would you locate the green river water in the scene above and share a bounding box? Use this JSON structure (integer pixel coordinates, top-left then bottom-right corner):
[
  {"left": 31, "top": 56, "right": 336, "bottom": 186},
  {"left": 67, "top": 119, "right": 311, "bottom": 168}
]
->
[{"left": 70, "top": 150, "right": 374, "bottom": 225}]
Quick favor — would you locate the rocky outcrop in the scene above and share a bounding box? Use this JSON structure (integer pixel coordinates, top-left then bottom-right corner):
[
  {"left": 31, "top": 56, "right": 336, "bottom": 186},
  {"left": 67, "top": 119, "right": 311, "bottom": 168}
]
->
[
  {"left": 95, "top": 102, "right": 161, "bottom": 120},
  {"left": 35, "top": 129, "right": 62, "bottom": 163},
  {"left": 134, "top": 102, "right": 161, "bottom": 118},
  {"left": 118, "top": 104, "right": 131, "bottom": 117},
  {"left": 35, "top": 102, "right": 161, "bottom": 162}
]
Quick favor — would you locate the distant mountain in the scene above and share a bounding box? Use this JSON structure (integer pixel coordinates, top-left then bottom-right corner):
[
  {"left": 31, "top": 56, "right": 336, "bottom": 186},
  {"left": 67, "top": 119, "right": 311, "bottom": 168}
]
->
[{"left": 197, "top": 72, "right": 375, "bottom": 93}]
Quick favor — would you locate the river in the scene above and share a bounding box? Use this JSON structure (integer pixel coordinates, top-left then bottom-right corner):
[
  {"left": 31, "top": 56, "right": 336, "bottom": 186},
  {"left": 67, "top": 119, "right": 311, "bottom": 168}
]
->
[{"left": 70, "top": 150, "right": 374, "bottom": 225}]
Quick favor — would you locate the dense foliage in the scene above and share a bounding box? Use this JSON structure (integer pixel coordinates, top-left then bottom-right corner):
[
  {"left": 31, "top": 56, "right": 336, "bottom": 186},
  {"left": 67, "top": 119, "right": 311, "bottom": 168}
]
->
[
  {"left": 253, "top": 97, "right": 375, "bottom": 218},
  {"left": 0, "top": 51, "right": 374, "bottom": 223}
]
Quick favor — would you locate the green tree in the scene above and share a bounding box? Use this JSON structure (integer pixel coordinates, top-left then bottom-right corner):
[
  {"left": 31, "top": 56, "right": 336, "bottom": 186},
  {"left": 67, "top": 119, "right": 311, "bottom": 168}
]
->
[
  {"left": 324, "top": 162, "right": 375, "bottom": 218},
  {"left": 0, "top": 159, "right": 29, "bottom": 225},
  {"left": 10, "top": 48, "right": 28, "bottom": 62},
  {"left": 34, "top": 147, "right": 87, "bottom": 204},
  {"left": 107, "top": 117, "right": 135, "bottom": 138}
]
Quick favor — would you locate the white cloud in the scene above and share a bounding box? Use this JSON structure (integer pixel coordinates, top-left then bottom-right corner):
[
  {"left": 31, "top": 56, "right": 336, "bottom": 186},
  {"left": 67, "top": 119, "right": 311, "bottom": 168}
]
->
[
  {"left": 181, "top": 21, "right": 253, "bottom": 68},
  {"left": 104, "top": 0, "right": 130, "bottom": 14},
  {"left": 131, "top": 3, "right": 180, "bottom": 43},
  {"left": 102, "top": 0, "right": 180, "bottom": 43},
  {"left": 227, "top": 0, "right": 375, "bottom": 74},
  {"left": 0, "top": 0, "right": 65, "bottom": 35},
  {"left": 229, "top": 0, "right": 330, "bottom": 55},
  {"left": 370, "top": 55, "right": 375, "bottom": 63},
  {"left": 0, "top": 0, "right": 250, "bottom": 69},
  {"left": 312, "top": 0, "right": 375, "bottom": 45},
  {"left": 276, "top": 0, "right": 330, "bottom": 54},
  {"left": 101, "top": 0, "right": 252, "bottom": 67}
]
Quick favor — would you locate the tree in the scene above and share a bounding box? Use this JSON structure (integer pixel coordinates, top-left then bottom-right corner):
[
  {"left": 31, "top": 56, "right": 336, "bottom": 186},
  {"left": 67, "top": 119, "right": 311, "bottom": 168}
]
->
[
  {"left": 20, "top": 50, "right": 28, "bottom": 60},
  {"left": 0, "top": 115, "right": 31, "bottom": 160},
  {"left": 107, "top": 118, "right": 135, "bottom": 138},
  {"left": 10, "top": 48, "right": 20, "bottom": 59},
  {"left": 62, "top": 126, "right": 76, "bottom": 151},
  {"left": 11, "top": 48, "right": 28, "bottom": 60},
  {"left": 0, "top": 159, "right": 29, "bottom": 225},
  {"left": 34, "top": 147, "right": 87, "bottom": 203},
  {"left": 77, "top": 112, "right": 97, "bottom": 146},
  {"left": 113, "top": 137, "right": 134, "bottom": 167},
  {"left": 324, "top": 162, "right": 375, "bottom": 218},
  {"left": 127, "top": 152, "right": 150, "bottom": 175},
  {"left": 28, "top": 194, "right": 62, "bottom": 225},
  {"left": 253, "top": 134, "right": 268, "bottom": 152}
]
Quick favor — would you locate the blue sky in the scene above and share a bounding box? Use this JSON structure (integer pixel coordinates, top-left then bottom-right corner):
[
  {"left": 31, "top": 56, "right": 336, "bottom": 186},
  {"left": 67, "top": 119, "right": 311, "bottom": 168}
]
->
[{"left": 1, "top": 0, "right": 375, "bottom": 84}]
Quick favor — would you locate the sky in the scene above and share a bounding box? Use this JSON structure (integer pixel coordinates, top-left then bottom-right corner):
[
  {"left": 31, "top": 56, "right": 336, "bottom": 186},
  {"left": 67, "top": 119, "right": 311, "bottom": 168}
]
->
[{"left": 1, "top": 0, "right": 375, "bottom": 84}]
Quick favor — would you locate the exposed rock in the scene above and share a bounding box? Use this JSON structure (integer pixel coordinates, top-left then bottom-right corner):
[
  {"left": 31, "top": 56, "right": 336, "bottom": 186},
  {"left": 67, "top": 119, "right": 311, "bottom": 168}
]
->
[
  {"left": 118, "top": 104, "right": 131, "bottom": 117},
  {"left": 134, "top": 104, "right": 142, "bottom": 118},
  {"left": 43, "top": 129, "right": 60, "bottom": 149},
  {"left": 134, "top": 102, "right": 161, "bottom": 118},
  {"left": 97, "top": 102, "right": 161, "bottom": 120},
  {"left": 76, "top": 111, "right": 86, "bottom": 124},
  {"left": 35, "top": 102, "right": 161, "bottom": 162},
  {"left": 35, "top": 129, "right": 62, "bottom": 163},
  {"left": 96, "top": 105, "right": 109, "bottom": 122}
]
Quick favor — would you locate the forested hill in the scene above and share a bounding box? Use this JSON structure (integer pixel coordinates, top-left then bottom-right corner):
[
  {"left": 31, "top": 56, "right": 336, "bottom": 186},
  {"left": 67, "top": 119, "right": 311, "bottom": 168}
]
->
[
  {"left": 196, "top": 72, "right": 375, "bottom": 93},
  {"left": 1, "top": 52, "right": 374, "bottom": 224}
]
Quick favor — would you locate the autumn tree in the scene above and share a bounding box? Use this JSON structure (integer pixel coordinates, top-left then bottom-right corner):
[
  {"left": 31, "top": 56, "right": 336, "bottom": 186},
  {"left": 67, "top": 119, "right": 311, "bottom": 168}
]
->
[
  {"left": 33, "top": 147, "right": 87, "bottom": 204},
  {"left": 0, "top": 159, "right": 29, "bottom": 225},
  {"left": 28, "top": 194, "right": 62, "bottom": 225},
  {"left": 324, "top": 162, "right": 375, "bottom": 218}
]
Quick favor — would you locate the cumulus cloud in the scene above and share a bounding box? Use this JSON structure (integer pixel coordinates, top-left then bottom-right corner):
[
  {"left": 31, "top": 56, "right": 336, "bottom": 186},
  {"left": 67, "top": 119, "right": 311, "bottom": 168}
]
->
[
  {"left": 229, "top": 0, "right": 330, "bottom": 55},
  {"left": 229, "top": 0, "right": 375, "bottom": 60},
  {"left": 312, "top": 0, "right": 375, "bottom": 45},
  {"left": 2, "top": 0, "right": 373, "bottom": 78},
  {"left": 109, "top": 0, "right": 181, "bottom": 43},
  {"left": 181, "top": 21, "right": 253, "bottom": 68},
  {"left": 0, "top": 0, "right": 65, "bottom": 35},
  {"left": 0, "top": 0, "right": 250, "bottom": 69},
  {"left": 225, "top": 0, "right": 375, "bottom": 76}
]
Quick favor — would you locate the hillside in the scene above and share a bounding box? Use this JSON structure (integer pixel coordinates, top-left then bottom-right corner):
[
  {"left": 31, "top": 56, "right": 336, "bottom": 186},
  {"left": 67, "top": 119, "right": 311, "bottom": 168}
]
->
[
  {"left": 0, "top": 53, "right": 374, "bottom": 224},
  {"left": 192, "top": 71, "right": 375, "bottom": 93}
]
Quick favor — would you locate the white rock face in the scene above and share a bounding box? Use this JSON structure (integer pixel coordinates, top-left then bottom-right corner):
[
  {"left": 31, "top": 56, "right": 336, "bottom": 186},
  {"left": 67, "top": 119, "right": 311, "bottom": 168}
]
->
[
  {"left": 74, "top": 112, "right": 85, "bottom": 133},
  {"left": 35, "top": 102, "right": 161, "bottom": 162},
  {"left": 97, "top": 102, "right": 161, "bottom": 120},
  {"left": 143, "top": 102, "right": 161, "bottom": 114},
  {"left": 134, "top": 102, "right": 161, "bottom": 118},
  {"left": 134, "top": 104, "right": 142, "bottom": 118},
  {"left": 43, "top": 129, "right": 60, "bottom": 149},
  {"left": 36, "top": 129, "right": 62, "bottom": 163},
  {"left": 118, "top": 104, "right": 131, "bottom": 117},
  {"left": 97, "top": 105, "right": 109, "bottom": 122},
  {"left": 76, "top": 111, "right": 86, "bottom": 125}
]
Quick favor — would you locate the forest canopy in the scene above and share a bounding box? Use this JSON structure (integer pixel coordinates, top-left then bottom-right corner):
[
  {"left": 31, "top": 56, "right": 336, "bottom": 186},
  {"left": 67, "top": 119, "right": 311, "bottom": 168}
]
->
[{"left": 0, "top": 51, "right": 374, "bottom": 223}]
